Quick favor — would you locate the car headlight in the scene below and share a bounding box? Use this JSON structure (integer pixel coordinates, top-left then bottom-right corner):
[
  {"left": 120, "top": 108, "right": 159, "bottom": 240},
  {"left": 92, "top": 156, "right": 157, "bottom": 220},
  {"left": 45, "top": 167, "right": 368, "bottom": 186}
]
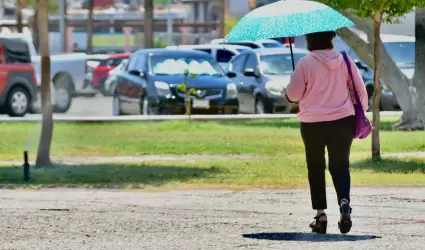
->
[
  {"left": 154, "top": 81, "right": 171, "bottom": 97},
  {"left": 265, "top": 81, "right": 284, "bottom": 96},
  {"left": 226, "top": 83, "right": 238, "bottom": 99},
  {"left": 381, "top": 85, "right": 394, "bottom": 96}
]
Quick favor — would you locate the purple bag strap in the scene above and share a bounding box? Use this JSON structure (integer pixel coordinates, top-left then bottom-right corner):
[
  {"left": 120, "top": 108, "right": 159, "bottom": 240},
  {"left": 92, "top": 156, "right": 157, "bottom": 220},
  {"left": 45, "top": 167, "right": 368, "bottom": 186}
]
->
[{"left": 341, "top": 51, "right": 363, "bottom": 107}]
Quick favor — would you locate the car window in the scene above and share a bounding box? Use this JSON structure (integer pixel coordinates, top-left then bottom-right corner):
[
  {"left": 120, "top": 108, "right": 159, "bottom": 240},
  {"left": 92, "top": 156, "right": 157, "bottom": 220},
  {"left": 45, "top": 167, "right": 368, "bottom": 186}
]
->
[
  {"left": 150, "top": 55, "right": 223, "bottom": 76},
  {"left": 223, "top": 42, "right": 259, "bottom": 49},
  {"left": 244, "top": 54, "right": 259, "bottom": 70},
  {"left": 126, "top": 55, "right": 141, "bottom": 71},
  {"left": 194, "top": 49, "right": 212, "bottom": 55},
  {"left": 107, "top": 58, "right": 125, "bottom": 67},
  {"left": 259, "top": 53, "right": 307, "bottom": 75},
  {"left": 383, "top": 42, "right": 415, "bottom": 67},
  {"left": 230, "top": 55, "right": 247, "bottom": 73},
  {"left": 216, "top": 49, "right": 235, "bottom": 63},
  {"left": 236, "top": 43, "right": 260, "bottom": 49},
  {"left": 261, "top": 42, "right": 283, "bottom": 48}
]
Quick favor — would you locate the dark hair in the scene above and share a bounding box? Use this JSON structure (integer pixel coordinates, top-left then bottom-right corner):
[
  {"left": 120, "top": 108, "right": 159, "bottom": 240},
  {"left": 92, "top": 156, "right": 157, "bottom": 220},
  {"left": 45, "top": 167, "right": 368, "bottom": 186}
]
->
[{"left": 306, "top": 31, "right": 337, "bottom": 51}]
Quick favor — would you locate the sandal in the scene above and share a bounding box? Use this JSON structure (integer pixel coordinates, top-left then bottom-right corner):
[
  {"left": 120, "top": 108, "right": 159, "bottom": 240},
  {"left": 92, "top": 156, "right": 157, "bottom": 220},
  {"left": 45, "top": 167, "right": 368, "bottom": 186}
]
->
[
  {"left": 309, "top": 213, "right": 327, "bottom": 234},
  {"left": 338, "top": 199, "right": 352, "bottom": 234}
]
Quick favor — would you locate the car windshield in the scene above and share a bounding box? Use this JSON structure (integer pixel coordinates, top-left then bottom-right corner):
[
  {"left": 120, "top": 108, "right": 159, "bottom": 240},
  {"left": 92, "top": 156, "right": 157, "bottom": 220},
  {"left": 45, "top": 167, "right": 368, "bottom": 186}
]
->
[
  {"left": 383, "top": 42, "right": 415, "bottom": 67},
  {"left": 259, "top": 53, "right": 306, "bottom": 75},
  {"left": 261, "top": 42, "right": 284, "bottom": 48},
  {"left": 150, "top": 55, "right": 223, "bottom": 76},
  {"left": 236, "top": 48, "right": 249, "bottom": 52}
]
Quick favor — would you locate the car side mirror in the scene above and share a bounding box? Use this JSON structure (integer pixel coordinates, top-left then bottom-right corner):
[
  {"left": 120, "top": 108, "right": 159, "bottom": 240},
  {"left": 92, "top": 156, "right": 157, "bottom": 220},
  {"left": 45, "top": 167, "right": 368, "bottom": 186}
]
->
[
  {"left": 244, "top": 68, "right": 258, "bottom": 77},
  {"left": 128, "top": 69, "right": 145, "bottom": 77},
  {"left": 354, "top": 61, "right": 368, "bottom": 70},
  {"left": 227, "top": 71, "right": 237, "bottom": 78}
]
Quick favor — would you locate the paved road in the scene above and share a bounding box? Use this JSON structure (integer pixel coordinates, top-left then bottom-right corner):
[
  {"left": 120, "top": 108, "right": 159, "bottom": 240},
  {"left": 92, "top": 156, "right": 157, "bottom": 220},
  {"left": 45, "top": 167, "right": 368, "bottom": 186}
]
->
[
  {"left": 1, "top": 187, "right": 424, "bottom": 249},
  {"left": 0, "top": 96, "right": 113, "bottom": 118},
  {"left": 65, "top": 95, "right": 113, "bottom": 117}
]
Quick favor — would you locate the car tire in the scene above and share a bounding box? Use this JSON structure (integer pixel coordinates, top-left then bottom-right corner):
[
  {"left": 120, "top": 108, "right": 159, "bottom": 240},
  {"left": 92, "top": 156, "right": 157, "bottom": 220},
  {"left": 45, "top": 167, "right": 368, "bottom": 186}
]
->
[
  {"left": 366, "top": 85, "right": 383, "bottom": 111},
  {"left": 112, "top": 94, "right": 124, "bottom": 116},
  {"left": 6, "top": 86, "right": 30, "bottom": 117},
  {"left": 100, "top": 78, "right": 112, "bottom": 96},
  {"left": 140, "top": 96, "right": 159, "bottom": 115},
  {"left": 255, "top": 97, "right": 273, "bottom": 114},
  {"left": 53, "top": 74, "right": 73, "bottom": 113}
]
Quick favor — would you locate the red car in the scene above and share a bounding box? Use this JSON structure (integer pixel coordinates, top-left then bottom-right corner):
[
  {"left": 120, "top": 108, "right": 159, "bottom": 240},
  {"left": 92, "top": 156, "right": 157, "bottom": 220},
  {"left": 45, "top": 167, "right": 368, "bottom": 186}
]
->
[
  {"left": 91, "top": 53, "right": 131, "bottom": 95},
  {"left": 0, "top": 37, "right": 37, "bottom": 117}
]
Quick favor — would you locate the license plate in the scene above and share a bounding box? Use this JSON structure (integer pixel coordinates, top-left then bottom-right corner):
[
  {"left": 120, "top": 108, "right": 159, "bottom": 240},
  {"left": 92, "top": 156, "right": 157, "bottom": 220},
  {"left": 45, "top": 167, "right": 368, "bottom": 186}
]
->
[{"left": 193, "top": 99, "right": 210, "bottom": 109}]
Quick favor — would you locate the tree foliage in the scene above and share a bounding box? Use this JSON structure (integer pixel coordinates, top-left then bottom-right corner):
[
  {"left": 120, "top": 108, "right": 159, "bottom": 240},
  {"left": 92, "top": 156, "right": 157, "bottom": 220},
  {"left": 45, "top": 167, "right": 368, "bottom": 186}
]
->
[{"left": 321, "top": 0, "right": 425, "bottom": 22}]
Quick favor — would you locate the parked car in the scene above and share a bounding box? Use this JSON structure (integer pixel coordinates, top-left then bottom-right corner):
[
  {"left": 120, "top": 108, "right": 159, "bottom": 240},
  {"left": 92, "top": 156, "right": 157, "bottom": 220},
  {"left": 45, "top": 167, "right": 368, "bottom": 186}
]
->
[
  {"left": 104, "top": 58, "right": 128, "bottom": 96},
  {"left": 113, "top": 49, "right": 239, "bottom": 115},
  {"left": 84, "top": 54, "right": 109, "bottom": 90},
  {"left": 211, "top": 38, "right": 285, "bottom": 49},
  {"left": 341, "top": 34, "right": 415, "bottom": 111},
  {"left": 0, "top": 32, "right": 88, "bottom": 113},
  {"left": 0, "top": 37, "right": 37, "bottom": 117},
  {"left": 91, "top": 53, "right": 131, "bottom": 95},
  {"left": 166, "top": 44, "right": 251, "bottom": 70},
  {"left": 227, "top": 47, "right": 308, "bottom": 114}
]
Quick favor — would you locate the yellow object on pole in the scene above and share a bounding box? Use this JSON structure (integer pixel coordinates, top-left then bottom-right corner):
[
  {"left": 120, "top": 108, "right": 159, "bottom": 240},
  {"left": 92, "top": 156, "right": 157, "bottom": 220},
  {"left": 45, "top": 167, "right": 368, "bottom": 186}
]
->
[{"left": 249, "top": 0, "right": 256, "bottom": 10}]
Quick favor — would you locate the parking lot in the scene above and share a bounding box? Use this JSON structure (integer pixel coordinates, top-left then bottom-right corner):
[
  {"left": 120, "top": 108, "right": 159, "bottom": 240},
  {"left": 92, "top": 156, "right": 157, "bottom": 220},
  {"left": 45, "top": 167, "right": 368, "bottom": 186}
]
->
[{"left": 0, "top": 95, "right": 113, "bottom": 118}]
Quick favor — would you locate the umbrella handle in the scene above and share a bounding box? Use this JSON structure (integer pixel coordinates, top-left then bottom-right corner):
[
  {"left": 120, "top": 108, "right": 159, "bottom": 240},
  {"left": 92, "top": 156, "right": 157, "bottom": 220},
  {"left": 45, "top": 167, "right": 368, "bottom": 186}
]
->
[{"left": 289, "top": 38, "right": 295, "bottom": 71}]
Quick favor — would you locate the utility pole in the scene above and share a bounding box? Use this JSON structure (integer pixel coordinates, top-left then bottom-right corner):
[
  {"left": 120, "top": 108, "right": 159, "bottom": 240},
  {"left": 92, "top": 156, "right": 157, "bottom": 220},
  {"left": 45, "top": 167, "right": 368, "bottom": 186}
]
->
[
  {"left": 144, "top": 0, "right": 154, "bottom": 48},
  {"left": 218, "top": 0, "right": 225, "bottom": 37},
  {"left": 59, "top": 0, "right": 67, "bottom": 53},
  {"left": 166, "top": 0, "right": 173, "bottom": 46}
]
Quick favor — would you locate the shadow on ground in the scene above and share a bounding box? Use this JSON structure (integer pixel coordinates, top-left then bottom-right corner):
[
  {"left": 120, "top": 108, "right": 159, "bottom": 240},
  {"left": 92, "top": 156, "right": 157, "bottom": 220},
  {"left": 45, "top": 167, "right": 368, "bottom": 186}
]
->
[
  {"left": 352, "top": 158, "right": 425, "bottom": 174},
  {"left": 243, "top": 232, "right": 380, "bottom": 242},
  {"left": 0, "top": 163, "right": 221, "bottom": 187},
  {"left": 219, "top": 119, "right": 397, "bottom": 131}
]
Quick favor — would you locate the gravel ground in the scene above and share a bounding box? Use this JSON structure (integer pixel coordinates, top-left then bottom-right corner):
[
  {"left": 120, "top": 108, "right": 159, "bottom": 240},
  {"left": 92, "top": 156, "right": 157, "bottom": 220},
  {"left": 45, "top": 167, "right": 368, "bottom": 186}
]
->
[{"left": 1, "top": 187, "right": 425, "bottom": 249}]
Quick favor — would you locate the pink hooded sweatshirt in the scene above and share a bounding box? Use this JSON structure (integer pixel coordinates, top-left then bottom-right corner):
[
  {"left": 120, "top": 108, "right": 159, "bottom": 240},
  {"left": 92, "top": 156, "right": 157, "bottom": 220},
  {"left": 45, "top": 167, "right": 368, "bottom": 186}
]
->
[{"left": 286, "top": 50, "right": 369, "bottom": 123}]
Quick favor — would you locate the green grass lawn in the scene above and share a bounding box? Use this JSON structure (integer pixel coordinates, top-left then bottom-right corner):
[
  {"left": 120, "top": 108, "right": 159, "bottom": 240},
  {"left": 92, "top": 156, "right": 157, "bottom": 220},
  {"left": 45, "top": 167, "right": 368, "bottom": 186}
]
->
[
  {"left": 0, "top": 116, "right": 424, "bottom": 161},
  {"left": 1, "top": 155, "right": 425, "bottom": 188},
  {"left": 1, "top": 116, "right": 424, "bottom": 188}
]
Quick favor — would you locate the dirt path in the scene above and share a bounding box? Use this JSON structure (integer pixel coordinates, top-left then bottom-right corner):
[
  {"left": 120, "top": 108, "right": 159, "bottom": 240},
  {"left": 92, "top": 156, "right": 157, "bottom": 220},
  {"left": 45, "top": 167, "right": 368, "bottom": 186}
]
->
[
  {"left": 1, "top": 152, "right": 423, "bottom": 166},
  {"left": 1, "top": 187, "right": 424, "bottom": 249}
]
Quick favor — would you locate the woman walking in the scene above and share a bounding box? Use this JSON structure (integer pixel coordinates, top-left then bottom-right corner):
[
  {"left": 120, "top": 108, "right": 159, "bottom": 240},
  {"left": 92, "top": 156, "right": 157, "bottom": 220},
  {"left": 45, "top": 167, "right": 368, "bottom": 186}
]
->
[{"left": 286, "top": 31, "right": 368, "bottom": 234}]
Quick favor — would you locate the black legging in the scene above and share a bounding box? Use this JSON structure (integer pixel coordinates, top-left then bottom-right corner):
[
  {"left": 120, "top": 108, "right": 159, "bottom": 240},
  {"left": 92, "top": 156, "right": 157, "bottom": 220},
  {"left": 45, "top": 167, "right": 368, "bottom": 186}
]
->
[{"left": 300, "top": 115, "right": 354, "bottom": 210}]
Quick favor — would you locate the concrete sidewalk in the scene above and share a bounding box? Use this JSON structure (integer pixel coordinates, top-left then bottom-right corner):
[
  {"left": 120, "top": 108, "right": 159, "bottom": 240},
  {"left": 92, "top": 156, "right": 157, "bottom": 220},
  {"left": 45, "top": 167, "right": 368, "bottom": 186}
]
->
[{"left": 1, "top": 187, "right": 424, "bottom": 249}]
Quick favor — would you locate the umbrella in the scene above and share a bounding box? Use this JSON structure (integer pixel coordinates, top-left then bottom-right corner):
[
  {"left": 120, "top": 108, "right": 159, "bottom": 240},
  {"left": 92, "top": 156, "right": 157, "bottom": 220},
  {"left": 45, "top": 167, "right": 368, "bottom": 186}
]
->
[{"left": 225, "top": 0, "right": 355, "bottom": 70}]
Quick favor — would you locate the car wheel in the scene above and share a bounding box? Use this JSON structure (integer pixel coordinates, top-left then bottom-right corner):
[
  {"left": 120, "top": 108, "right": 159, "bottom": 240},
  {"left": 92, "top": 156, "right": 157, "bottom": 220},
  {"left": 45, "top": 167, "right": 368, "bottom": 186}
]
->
[
  {"left": 255, "top": 98, "right": 265, "bottom": 114},
  {"left": 112, "top": 95, "right": 124, "bottom": 116},
  {"left": 100, "top": 78, "right": 111, "bottom": 96},
  {"left": 53, "top": 74, "right": 73, "bottom": 113},
  {"left": 6, "top": 86, "right": 30, "bottom": 117},
  {"left": 106, "top": 79, "right": 117, "bottom": 97},
  {"left": 141, "top": 96, "right": 159, "bottom": 115}
]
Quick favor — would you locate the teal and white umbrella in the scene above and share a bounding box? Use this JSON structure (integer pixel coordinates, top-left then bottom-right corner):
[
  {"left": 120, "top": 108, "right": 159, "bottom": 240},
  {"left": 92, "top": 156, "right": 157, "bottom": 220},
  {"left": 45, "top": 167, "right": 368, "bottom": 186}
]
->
[{"left": 225, "top": 0, "right": 355, "bottom": 69}]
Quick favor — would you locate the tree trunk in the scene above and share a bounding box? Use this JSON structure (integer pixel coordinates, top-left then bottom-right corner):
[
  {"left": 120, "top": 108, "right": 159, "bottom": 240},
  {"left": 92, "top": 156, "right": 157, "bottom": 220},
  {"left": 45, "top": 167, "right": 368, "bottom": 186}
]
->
[
  {"left": 371, "top": 13, "right": 381, "bottom": 160},
  {"left": 337, "top": 16, "right": 422, "bottom": 130},
  {"left": 394, "top": 8, "right": 425, "bottom": 130},
  {"left": 35, "top": 0, "right": 54, "bottom": 167},
  {"left": 16, "top": 0, "right": 23, "bottom": 33},
  {"left": 144, "top": 0, "right": 154, "bottom": 48},
  {"left": 86, "top": 0, "right": 94, "bottom": 54}
]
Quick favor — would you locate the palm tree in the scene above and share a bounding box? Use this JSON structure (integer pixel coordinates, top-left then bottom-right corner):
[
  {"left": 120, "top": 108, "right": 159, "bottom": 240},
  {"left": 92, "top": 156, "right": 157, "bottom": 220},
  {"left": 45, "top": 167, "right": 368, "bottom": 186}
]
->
[
  {"left": 144, "top": 0, "right": 154, "bottom": 48},
  {"left": 35, "top": 0, "right": 54, "bottom": 167},
  {"left": 86, "top": 0, "right": 94, "bottom": 54}
]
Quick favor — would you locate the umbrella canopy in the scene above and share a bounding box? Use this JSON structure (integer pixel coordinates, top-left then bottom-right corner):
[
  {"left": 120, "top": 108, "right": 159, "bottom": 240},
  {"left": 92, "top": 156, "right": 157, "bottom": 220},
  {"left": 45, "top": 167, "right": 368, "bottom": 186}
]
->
[{"left": 225, "top": 0, "right": 355, "bottom": 42}]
